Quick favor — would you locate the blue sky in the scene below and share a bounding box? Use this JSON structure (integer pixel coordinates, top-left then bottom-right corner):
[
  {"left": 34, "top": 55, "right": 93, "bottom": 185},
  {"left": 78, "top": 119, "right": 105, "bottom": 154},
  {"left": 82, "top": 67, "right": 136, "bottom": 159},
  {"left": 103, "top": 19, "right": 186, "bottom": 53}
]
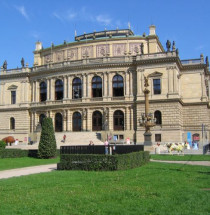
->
[{"left": 0, "top": 0, "right": 209, "bottom": 69}]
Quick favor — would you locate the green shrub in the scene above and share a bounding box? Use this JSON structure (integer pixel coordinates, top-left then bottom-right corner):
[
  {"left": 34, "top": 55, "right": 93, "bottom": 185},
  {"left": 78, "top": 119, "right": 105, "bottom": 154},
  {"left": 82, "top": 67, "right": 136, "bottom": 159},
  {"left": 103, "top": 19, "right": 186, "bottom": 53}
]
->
[
  {"left": 57, "top": 151, "right": 150, "bottom": 171},
  {"left": 0, "top": 149, "right": 28, "bottom": 158},
  {"left": 0, "top": 140, "right": 6, "bottom": 150},
  {"left": 38, "top": 117, "right": 57, "bottom": 159}
]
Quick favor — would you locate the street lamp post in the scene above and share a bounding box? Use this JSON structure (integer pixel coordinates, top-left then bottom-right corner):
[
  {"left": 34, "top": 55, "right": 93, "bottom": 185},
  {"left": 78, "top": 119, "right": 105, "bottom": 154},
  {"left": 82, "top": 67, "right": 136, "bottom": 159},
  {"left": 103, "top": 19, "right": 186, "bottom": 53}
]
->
[{"left": 139, "top": 76, "right": 156, "bottom": 146}]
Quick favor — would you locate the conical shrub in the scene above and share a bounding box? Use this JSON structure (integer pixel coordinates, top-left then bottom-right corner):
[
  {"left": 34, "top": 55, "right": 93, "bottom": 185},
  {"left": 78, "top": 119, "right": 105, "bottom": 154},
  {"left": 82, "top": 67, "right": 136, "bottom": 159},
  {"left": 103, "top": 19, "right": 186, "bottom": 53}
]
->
[{"left": 38, "top": 117, "right": 57, "bottom": 158}]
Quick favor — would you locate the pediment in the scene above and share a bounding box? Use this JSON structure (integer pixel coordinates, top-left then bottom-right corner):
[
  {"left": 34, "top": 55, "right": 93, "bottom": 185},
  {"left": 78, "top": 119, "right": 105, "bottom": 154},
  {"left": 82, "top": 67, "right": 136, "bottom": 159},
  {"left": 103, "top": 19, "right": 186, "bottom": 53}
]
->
[
  {"left": 148, "top": 72, "right": 163, "bottom": 77},
  {"left": 7, "top": 85, "right": 18, "bottom": 90}
]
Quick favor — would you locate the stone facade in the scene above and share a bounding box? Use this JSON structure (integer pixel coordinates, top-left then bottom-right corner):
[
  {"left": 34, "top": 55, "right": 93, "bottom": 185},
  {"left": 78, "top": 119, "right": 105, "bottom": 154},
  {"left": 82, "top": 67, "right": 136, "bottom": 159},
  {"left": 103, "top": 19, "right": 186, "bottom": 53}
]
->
[{"left": 0, "top": 26, "right": 209, "bottom": 145}]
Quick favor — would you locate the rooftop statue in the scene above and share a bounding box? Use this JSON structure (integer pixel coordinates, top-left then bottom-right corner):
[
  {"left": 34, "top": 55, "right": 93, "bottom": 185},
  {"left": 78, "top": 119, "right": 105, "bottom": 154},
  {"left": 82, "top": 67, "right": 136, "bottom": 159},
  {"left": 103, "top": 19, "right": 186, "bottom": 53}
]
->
[
  {"left": 21, "top": 57, "right": 25, "bottom": 68},
  {"left": 141, "top": 43, "right": 144, "bottom": 54},
  {"left": 206, "top": 56, "right": 209, "bottom": 67},
  {"left": 172, "top": 41, "right": 176, "bottom": 51},
  {"left": 144, "top": 76, "right": 149, "bottom": 88},
  {"left": 166, "top": 40, "right": 171, "bottom": 52},
  {"left": 2, "top": 60, "right": 7, "bottom": 70}
]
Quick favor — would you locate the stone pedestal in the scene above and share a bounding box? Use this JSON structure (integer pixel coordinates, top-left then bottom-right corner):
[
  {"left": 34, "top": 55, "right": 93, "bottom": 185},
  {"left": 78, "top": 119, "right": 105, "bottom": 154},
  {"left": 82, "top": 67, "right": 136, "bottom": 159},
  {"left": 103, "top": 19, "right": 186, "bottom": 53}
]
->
[{"left": 144, "top": 131, "right": 152, "bottom": 146}]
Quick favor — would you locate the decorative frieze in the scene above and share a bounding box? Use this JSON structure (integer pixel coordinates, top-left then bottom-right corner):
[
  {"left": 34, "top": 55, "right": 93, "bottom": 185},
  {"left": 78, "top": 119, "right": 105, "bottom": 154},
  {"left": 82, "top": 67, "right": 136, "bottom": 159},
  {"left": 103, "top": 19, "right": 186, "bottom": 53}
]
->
[
  {"left": 96, "top": 44, "right": 110, "bottom": 57},
  {"left": 113, "top": 44, "right": 126, "bottom": 56},
  {"left": 67, "top": 48, "right": 78, "bottom": 61},
  {"left": 81, "top": 46, "right": 93, "bottom": 58}
]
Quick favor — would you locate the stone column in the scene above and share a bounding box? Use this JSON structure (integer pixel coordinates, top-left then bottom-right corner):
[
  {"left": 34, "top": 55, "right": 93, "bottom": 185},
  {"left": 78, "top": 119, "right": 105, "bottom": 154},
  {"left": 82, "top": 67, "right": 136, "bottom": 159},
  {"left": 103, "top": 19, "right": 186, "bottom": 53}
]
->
[
  {"left": 24, "top": 82, "right": 28, "bottom": 102},
  {"left": 86, "top": 109, "right": 91, "bottom": 131},
  {"left": 63, "top": 110, "right": 67, "bottom": 131},
  {"left": 130, "top": 106, "right": 134, "bottom": 130},
  {"left": 21, "top": 81, "right": 24, "bottom": 103},
  {"left": 107, "top": 73, "right": 111, "bottom": 97},
  {"left": 47, "top": 79, "right": 50, "bottom": 100},
  {"left": 33, "top": 112, "right": 36, "bottom": 132},
  {"left": 0, "top": 83, "right": 5, "bottom": 104},
  {"left": 32, "top": 81, "right": 35, "bottom": 102},
  {"left": 167, "top": 68, "right": 173, "bottom": 93},
  {"left": 34, "top": 81, "right": 38, "bottom": 102},
  {"left": 66, "top": 110, "right": 70, "bottom": 131},
  {"left": 125, "top": 72, "right": 129, "bottom": 96},
  {"left": 63, "top": 76, "right": 67, "bottom": 99},
  {"left": 125, "top": 107, "right": 129, "bottom": 130},
  {"left": 68, "top": 76, "right": 72, "bottom": 99},
  {"left": 103, "top": 72, "right": 107, "bottom": 97},
  {"left": 201, "top": 72, "right": 206, "bottom": 100},
  {"left": 129, "top": 71, "right": 133, "bottom": 96},
  {"left": 109, "top": 108, "right": 113, "bottom": 130},
  {"left": 69, "top": 111, "right": 72, "bottom": 131},
  {"left": 86, "top": 75, "right": 90, "bottom": 98},
  {"left": 137, "top": 69, "right": 141, "bottom": 95},
  {"left": 50, "top": 78, "right": 55, "bottom": 101},
  {"left": 83, "top": 74, "right": 87, "bottom": 98},
  {"left": 173, "top": 69, "right": 178, "bottom": 93}
]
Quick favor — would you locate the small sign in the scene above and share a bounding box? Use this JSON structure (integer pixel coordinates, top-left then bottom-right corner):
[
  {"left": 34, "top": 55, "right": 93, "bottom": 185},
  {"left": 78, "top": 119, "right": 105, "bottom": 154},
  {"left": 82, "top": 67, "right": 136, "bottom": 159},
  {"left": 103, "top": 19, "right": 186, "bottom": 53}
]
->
[{"left": 187, "top": 132, "right": 192, "bottom": 146}]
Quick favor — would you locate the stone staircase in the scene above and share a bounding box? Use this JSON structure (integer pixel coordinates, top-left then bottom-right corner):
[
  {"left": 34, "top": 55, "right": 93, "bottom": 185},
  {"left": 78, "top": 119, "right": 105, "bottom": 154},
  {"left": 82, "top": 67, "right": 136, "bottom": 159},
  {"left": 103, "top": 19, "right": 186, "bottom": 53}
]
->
[
  {"left": 55, "top": 131, "right": 103, "bottom": 147},
  {"left": 6, "top": 131, "right": 103, "bottom": 150}
]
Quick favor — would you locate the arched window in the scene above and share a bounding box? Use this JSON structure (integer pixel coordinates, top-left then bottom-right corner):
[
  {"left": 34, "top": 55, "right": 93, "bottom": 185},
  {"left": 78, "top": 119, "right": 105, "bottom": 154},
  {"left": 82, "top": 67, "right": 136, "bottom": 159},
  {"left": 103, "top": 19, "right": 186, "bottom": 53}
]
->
[
  {"left": 55, "top": 113, "right": 63, "bottom": 132},
  {"left": 113, "top": 110, "right": 124, "bottom": 130},
  {"left": 73, "top": 112, "right": 82, "bottom": 131},
  {"left": 92, "top": 76, "right": 102, "bottom": 97},
  {"left": 72, "top": 78, "right": 82, "bottom": 99},
  {"left": 113, "top": 75, "right": 124, "bottom": 97},
  {"left": 40, "top": 82, "right": 47, "bottom": 102},
  {"left": 55, "top": 79, "right": 63, "bottom": 100},
  {"left": 10, "top": 117, "right": 15, "bottom": 130},
  {"left": 92, "top": 111, "right": 102, "bottom": 131},
  {"left": 39, "top": 114, "right": 46, "bottom": 126},
  {"left": 154, "top": 110, "right": 162, "bottom": 125}
]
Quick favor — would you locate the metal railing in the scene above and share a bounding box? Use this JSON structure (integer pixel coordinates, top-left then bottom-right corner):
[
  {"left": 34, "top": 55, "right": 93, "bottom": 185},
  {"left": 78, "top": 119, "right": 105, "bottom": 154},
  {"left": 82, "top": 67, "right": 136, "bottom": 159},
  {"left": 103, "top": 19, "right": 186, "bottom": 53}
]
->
[{"left": 60, "top": 145, "right": 144, "bottom": 155}]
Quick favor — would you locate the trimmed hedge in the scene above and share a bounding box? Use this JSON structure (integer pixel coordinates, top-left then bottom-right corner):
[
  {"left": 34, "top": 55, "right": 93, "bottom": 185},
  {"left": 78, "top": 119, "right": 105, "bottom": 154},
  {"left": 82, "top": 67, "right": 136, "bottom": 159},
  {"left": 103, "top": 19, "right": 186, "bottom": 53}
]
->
[
  {"left": 57, "top": 151, "right": 150, "bottom": 171},
  {"left": 0, "top": 149, "right": 60, "bottom": 158},
  {"left": 0, "top": 140, "right": 6, "bottom": 150}
]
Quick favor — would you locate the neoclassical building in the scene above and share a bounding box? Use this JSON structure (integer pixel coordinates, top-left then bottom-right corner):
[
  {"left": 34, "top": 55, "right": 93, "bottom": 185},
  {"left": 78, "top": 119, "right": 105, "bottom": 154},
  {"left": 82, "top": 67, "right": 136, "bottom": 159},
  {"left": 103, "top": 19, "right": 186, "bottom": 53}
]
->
[{"left": 0, "top": 26, "right": 209, "bottom": 145}]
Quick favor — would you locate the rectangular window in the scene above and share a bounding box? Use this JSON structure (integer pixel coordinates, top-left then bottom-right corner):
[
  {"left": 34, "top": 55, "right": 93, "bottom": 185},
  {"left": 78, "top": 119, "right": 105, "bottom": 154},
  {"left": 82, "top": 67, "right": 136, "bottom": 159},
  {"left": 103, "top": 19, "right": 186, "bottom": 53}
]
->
[
  {"left": 153, "top": 79, "right": 161, "bottom": 94},
  {"left": 11, "top": 91, "right": 16, "bottom": 104},
  {"left": 155, "top": 134, "right": 161, "bottom": 142}
]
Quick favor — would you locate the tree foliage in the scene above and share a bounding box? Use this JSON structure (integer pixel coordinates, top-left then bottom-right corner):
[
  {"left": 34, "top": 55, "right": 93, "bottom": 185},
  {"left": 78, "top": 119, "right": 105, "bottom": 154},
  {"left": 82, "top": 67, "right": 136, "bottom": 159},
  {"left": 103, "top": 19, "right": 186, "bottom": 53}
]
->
[{"left": 38, "top": 117, "right": 57, "bottom": 159}]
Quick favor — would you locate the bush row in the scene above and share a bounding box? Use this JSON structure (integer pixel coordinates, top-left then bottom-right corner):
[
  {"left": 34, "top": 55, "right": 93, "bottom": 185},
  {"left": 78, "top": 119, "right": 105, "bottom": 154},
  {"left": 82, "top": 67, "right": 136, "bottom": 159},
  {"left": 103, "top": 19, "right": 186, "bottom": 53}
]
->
[
  {"left": 0, "top": 149, "right": 60, "bottom": 158},
  {"left": 57, "top": 151, "right": 150, "bottom": 171}
]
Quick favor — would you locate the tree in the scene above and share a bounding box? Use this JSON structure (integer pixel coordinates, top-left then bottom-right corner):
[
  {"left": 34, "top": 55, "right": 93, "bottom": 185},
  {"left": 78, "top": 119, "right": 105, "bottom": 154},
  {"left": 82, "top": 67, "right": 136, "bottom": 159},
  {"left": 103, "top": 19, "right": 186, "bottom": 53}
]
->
[{"left": 38, "top": 117, "right": 57, "bottom": 158}]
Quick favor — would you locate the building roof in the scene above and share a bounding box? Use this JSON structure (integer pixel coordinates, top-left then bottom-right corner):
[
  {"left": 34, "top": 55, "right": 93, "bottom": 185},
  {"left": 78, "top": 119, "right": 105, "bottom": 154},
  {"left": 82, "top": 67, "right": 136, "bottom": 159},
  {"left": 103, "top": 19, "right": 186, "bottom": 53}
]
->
[{"left": 75, "top": 29, "right": 134, "bottom": 41}]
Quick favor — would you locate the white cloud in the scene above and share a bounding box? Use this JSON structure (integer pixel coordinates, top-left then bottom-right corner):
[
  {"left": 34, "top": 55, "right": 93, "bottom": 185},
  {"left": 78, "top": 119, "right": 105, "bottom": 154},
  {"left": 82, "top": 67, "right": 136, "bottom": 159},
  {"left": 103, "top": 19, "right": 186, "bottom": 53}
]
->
[
  {"left": 66, "top": 10, "right": 77, "bottom": 20},
  {"left": 52, "top": 8, "right": 122, "bottom": 28},
  {"left": 15, "top": 5, "right": 29, "bottom": 21},
  {"left": 53, "top": 12, "right": 64, "bottom": 22},
  {"left": 96, "top": 15, "right": 112, "bottom": 26},
  {"left": 195, "top": 45, "right": 204, "bottom": 51}
]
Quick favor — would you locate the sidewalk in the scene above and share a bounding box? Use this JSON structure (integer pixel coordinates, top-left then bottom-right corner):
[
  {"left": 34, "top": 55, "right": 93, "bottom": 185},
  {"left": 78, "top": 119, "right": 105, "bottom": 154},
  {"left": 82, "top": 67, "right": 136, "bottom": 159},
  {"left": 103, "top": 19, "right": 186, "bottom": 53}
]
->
[
  {"left": 0, "top": 164, "right": 57, "bottom": 180},
  {"left": 0, "top": 160, "right": 209, "bottom": 180},
  {"left": 150, "top": 159, "right": 210, "bottom": 166}
]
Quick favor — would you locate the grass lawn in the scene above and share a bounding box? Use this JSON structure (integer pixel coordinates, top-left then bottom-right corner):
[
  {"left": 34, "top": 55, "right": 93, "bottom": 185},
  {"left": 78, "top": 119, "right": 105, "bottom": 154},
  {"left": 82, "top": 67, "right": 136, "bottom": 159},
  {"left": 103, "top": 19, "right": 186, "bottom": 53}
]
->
[
  {"left": 151, "top": 154, "right": 210, "bottom": 161},
  {"left": 0, "top": 162, "right": 209, "bottom": 215},
  {"left": 0, "top": 157, "right": 59, "bottom": 171}
]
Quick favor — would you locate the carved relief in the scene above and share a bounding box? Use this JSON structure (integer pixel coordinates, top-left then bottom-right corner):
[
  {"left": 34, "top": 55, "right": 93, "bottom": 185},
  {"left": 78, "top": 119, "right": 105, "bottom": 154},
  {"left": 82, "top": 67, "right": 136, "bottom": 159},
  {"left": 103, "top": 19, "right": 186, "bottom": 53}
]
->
[
  {"left": 44, "top": 54, "right": 52, "bottom": 64},
  {"left": 81, "top": 46, "right": 93, "bottom": 58},
  {"left": 67, "top": 48, "right": 78, "bottom": 61},
  {"left": 56, "top": 51, "right": 64, "bottom": 62},
  {"left": 113, "top": 44, "right": 126, "bottom": 56},
  {"left": 96, "top": 45, "right": 110, "bottom": 57},
  {"left": 129, "top": 43, "right": 141, "bottom": 55}
]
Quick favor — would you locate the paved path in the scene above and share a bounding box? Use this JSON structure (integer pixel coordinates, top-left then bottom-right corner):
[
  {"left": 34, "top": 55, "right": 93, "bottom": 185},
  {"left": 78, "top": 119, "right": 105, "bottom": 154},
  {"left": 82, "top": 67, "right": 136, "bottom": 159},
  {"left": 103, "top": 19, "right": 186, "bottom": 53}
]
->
[
  {"left": 0, "top": 164, "right": 57, "bottom": 180},
  {"left": 150, "top": 159, "right": 210, "bottom": 166},
  {"left": 0, "top": 160, "right": 209, "bottom": 180}
]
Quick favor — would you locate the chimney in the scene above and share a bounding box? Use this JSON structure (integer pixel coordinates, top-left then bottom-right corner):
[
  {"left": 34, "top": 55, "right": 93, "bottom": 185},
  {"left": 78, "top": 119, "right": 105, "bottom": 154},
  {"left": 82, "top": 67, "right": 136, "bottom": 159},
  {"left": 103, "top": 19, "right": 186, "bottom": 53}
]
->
[{"left": 149, "top": 25, "right": 156, "bottom": 35}]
